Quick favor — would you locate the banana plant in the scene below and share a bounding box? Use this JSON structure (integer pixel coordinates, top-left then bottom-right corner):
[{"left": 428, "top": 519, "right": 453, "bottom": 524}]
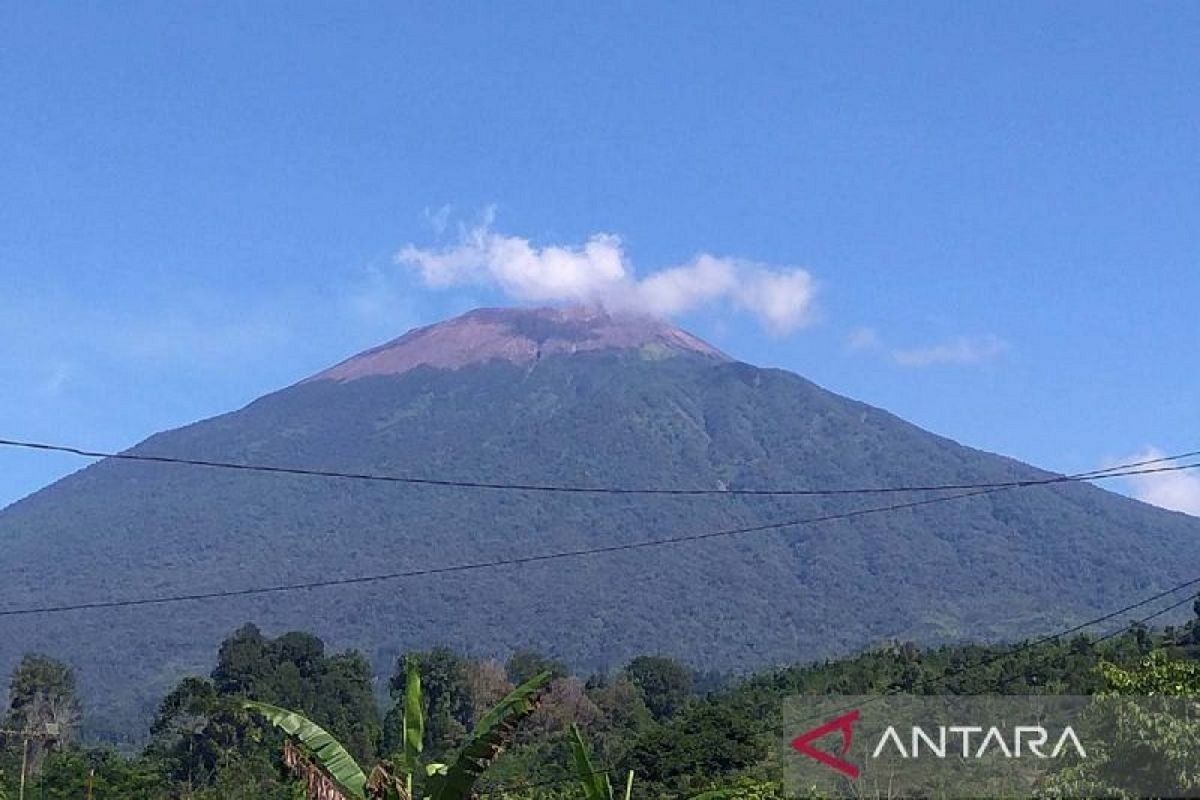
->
[
  {"left": 569, "top": 725, "right": 753, "bottom": 800},
  {"left": 568, "top": 724, "right": 632, "bottom": 800},
  {"left": 248, "top": 666, "right": 550, "bottom": 800},
  {"left": 398, "top": 657, "right": 424, "bottom": 798}
]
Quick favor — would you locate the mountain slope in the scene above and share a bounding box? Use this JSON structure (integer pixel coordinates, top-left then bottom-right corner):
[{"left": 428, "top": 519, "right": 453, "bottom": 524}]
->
[{"left": 1, "top": 307, "right": 1196, "bottom": 740}]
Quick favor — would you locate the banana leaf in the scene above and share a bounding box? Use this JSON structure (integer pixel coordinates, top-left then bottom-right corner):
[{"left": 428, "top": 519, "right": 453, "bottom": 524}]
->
[
  {"left": 428, "top": 671, "right": 551, "bottom": 800},
  {"left": 569, "top": 723, "right": 613, "bottom": 800},
  {"left": 403, "top": 656, "right": 424, "bottom": 773},
  {"left": 246, "top": 700, "right": 368, "bottom": 800}
]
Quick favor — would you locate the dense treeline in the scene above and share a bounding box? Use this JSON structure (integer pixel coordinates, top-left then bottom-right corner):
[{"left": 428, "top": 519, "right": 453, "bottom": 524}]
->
[{"left": 2, "top": 613, "right": 1200, "bottom": 798}]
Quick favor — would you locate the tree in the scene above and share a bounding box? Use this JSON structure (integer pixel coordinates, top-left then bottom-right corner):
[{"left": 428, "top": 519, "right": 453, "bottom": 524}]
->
[
  {"left": 623, "top": 656, "right": 692, "bottom": 720},
  {"left": 211, "top": 624, "right": 272, "bottom": 695},
  {"left": 4, "top": 654, "right": 80, "bottom": 734},
  {"left": 569, "top": 723, "right": 765, "bottom": 800},
  {"left": 462, "top": 660, "right": 511, "bottom": 727},
  {"left": 505, "top": 650, "right": 568, "bottom": 686},
  {"left": 30, "top": 748, "right": 164, "bottom": 800},
  {"left": 588, "top": 675, "right": 652, "bottom": 735},
  {"left": 1185, "top": 592, "right": 1200, "bottom": 646},
  {"left": 524, "top": 677, "right": 602, "bottom": 739},
  {"left": 622, "top": 702, "right": 764, "bottom": 791},
  {"left": 249, "top": 667, "right": 552, "bottom": 800},
  {"left": 1132, "top": 623, "right": 1154, "bottom": 655},
  {"left": 146, "top": 676, "right": 263, "bottom": 792},
  {"left": 147, "top": 627, "right": 380, "bottom": 795},
  {"left": 1100, "top": 651, "right": 1200, "bottom": 695},
  {"left": 1047, "top": 651, "right": 1200, "bottom": 797},
  {"left": 2, "top": 654, "right": 81, "bottom": 781}
]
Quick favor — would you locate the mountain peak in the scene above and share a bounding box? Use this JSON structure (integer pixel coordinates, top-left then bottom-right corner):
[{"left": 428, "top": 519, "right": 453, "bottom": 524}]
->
[{"left": 308, "top": 306, "right": 730, "bottom": 382}]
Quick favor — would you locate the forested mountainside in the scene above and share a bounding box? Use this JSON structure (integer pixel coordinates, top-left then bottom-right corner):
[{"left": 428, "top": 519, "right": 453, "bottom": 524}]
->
[{"left": 2, "top": 307, "right": 1197, "bottom": 740}]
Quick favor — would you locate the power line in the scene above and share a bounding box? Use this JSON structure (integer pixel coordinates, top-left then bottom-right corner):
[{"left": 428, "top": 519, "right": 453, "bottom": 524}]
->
[
  {"left": 3, "top": 461, "right": 1199, "bottom": 619},
  {"left": 3, "top": 436, "right": 1192, "bottom": 793},
  {"left": 0, "top": 486, "right": 1002, "bottom": 617},
  {"left": 484, "top": 580, "right": 1200, "bottom": 799},
  {"left": 1094, "top": 591, "right": 1198, "bottom": 644},
  {"left": 788, "top": 576, "right": 1200, "bottom": 731},
  {"left": 0, "top": 436, "right": 1195, "bottom": 497},
  {"left": 926, "top": 575, "right": 1200, "bottom": 691}
]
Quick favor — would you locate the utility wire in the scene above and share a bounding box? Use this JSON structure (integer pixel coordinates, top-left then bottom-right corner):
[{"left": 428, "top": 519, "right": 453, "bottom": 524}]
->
[
  {"left": 2, "top": 439, "right": 1193, "bottom": 791},
  {"left": 0, "top": 485, "right": 1007, "bottom": 617},
  {"left": 2, "top": 463, "right": 1199, "bottom": 619},
  {"left": 926, "top": 575, "right": 1200, "bottom": 691},
  {"left": 488, "top": 581, "right": 1200, "bottom": 799},
  {"left": 1, "top": 442, "right": 1191, "bottom": 797},
  {"left": 1093, "top": 591, "right": 1199, "bottom": 644},
  {"left": 788, "top": 576, "right": 1200, "bottom": 731},
  {"left": 0, "top": 436, "right": 1195, "bottom": 497}
]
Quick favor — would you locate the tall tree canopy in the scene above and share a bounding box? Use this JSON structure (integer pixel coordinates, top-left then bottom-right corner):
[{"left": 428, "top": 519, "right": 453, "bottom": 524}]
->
[{"left": 623, "top": 656, "right": 693, "bottom": 721}]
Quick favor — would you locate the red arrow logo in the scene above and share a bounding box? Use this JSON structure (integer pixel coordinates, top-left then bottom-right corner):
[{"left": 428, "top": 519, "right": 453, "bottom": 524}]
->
[{"left": 791, "top": 709, "right": 861, "bottom": 779}]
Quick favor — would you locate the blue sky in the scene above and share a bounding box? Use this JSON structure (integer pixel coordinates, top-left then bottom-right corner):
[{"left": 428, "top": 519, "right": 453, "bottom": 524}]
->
[{"left": 2, "top": 3, "right": 1197, "bottom": 512}]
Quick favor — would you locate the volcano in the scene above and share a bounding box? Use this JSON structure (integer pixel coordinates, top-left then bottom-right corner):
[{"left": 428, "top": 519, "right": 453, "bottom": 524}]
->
[{"left": 2, "top": 306, "right": 1197, "bottom": 741}]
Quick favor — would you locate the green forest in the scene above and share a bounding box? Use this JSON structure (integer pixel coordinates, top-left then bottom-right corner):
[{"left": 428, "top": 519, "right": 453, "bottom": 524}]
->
[
  {"left": 9, "top": 351, "right": 1200, "bottom": 738},
  {"left": 4, "top": 608, "right": 1200, "bottom": 799}
]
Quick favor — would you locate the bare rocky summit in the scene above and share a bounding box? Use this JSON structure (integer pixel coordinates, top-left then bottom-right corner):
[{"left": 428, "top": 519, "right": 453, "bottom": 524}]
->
[{"left": 308, "top": 306, "right": 729, "bottom": 382}]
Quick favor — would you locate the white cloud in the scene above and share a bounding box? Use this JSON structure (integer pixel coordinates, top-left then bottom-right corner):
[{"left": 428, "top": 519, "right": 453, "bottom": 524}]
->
[
  {"left": 735, "top": 269, "right": 820, "bottom": 335},
  {"left": 395, "top": 220, "right": 818, "bottom": 335},
  {"left": 1113, "top": 447, "right": 1200, "bottom": 517},
  {"left": 845, "top": 326, "right": 881, "bottom": 353},
  {"left": 631, "top": 255, "right": 738, "bottom": 316},
  {"left": 892, "top": 335, "right": 1008, "bottom": 367}
]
